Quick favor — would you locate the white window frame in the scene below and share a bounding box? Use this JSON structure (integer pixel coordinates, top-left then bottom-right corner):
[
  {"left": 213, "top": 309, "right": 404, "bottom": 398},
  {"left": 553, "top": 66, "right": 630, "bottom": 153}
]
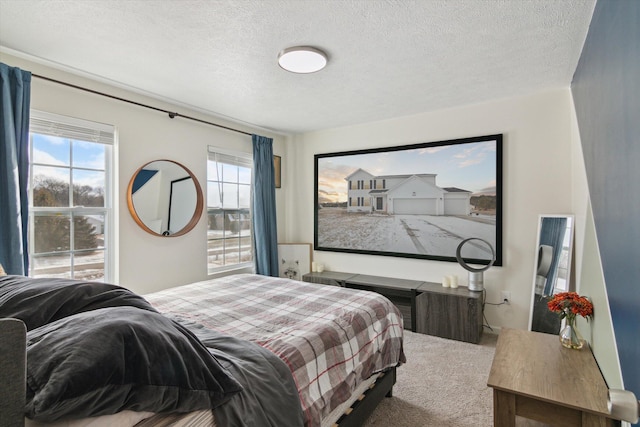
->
[
  {"left": 28, "top": 110, "right": 116, "bottom": 282},
  {"left": 207, "top": 146, "right": 254, "bottom": 275}
]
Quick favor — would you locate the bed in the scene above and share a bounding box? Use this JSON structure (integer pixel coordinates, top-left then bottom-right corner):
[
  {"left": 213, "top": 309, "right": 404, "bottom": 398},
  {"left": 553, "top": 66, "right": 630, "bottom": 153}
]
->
[{"left": 0, "top": 273, "right": 405, "bottom": 427}]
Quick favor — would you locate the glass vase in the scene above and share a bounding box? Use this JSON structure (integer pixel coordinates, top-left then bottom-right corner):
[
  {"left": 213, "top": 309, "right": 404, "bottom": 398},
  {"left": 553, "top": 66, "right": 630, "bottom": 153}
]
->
[{"left": 559, "top": 315, "right": 584, "bottom": 349}]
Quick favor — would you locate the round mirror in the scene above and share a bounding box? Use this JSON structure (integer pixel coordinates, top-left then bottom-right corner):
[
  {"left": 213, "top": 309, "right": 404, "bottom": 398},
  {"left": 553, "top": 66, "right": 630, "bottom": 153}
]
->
[{"left": 126, "top": 160, "right": 203, "bottom": 237}]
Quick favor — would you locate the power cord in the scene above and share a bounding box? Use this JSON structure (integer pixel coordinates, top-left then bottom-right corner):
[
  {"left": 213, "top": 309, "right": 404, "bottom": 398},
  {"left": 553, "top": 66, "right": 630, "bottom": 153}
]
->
[
  {"left": 483, "top": 314, "right": 495, "bottom": 333},
  {"left": 482, "top": 288, "right": 509, "bottom": 306},
  {"left": 481, "top": 289, "right": 494, "bottom": 332},
  {"left": 481, "top": 289, "right": 508, "bottom": 333}
]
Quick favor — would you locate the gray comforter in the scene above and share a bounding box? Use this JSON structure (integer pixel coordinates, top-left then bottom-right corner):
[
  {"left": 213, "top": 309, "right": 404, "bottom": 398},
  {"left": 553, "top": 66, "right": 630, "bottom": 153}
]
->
[
  {"left": 0, "top": 275, "right": 303, "bottom": 426},
  {"left": 133, "top": 325, "right": 305, "bottom": 427},
  {"left": 188, "top": 325, "right": 304, "bottom": 427}
]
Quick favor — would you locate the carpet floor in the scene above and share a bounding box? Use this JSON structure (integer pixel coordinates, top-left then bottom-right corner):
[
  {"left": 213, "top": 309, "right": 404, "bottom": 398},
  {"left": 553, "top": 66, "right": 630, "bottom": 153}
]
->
[{"left": 363, "top": 330, "right": 498, "bottom": 427}]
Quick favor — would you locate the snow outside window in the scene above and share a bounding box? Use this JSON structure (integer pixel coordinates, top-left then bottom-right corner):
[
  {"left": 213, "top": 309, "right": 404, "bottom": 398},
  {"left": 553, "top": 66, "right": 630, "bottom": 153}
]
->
[{"left": 207, "top": 147, "right": 253, "bottom": 273}]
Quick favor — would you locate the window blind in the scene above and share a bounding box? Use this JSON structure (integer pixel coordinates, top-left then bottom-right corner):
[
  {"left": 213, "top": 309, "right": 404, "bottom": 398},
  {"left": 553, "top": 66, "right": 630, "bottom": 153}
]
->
[
  {"left": 207, "top": 146, "right": 252, "bottom": 167},
  {"left": 30, "top": 110, "right": 115, "bottom": 145}
]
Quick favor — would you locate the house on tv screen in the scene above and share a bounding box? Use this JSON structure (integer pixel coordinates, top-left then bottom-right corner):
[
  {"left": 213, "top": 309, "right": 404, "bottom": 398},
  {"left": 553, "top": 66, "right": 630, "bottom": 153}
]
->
[{"left": 345, "top": 168, "right": 471, "bottom": 215}]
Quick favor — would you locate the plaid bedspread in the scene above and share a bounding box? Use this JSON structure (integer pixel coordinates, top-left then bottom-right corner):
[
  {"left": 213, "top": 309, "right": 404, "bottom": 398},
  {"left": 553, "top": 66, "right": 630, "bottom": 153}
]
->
[{"left": 145, "top": 274, "right": 405, "bottom": 427}]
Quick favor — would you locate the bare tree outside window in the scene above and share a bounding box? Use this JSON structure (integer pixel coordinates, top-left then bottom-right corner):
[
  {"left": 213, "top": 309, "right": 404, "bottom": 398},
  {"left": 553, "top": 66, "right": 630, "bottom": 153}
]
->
[{"left": 29, "top": 112, "right": 113, "bottom": 281}]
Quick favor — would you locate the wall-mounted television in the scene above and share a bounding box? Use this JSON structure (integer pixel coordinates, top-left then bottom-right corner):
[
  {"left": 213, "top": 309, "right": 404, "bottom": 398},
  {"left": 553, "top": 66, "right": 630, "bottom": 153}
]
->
[{"left": 314, "top": 134, "right": 503, "bottom": 266}]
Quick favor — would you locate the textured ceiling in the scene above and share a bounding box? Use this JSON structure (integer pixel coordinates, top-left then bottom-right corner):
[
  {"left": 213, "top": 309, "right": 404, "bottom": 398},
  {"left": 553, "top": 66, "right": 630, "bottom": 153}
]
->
[{"left": 0, "top": 0, "right": 595, "bottom": 134}]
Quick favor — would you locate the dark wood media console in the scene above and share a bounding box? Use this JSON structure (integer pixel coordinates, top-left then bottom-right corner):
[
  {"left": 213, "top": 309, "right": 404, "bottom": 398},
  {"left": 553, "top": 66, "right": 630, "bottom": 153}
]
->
[
  {"left": 302, "top": 271, "right": 483, "bottom": 343},
  {"left": 415, "top": 281, "right": 483, "bottom": 344}
]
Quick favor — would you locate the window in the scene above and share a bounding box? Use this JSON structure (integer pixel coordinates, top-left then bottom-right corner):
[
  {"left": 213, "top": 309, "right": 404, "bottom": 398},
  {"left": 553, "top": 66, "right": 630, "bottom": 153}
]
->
[
  {"left": 207, "top": 147, "right": 253, "bottom": 272},
  {"left": 553, "top": 217, "right": 574, "bottom": 292},
  {"left": 28, "top": 111, "right": 115, "bottom": 281}
]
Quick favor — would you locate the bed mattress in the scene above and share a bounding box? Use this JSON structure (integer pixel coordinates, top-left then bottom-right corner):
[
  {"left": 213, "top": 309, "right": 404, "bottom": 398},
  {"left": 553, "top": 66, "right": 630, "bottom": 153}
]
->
[
  {"left": 11, "top": 273, "right": 404, "bottom": 427},
  {"left": 145, "top": 273, "right": 405, "bottom": 427}
]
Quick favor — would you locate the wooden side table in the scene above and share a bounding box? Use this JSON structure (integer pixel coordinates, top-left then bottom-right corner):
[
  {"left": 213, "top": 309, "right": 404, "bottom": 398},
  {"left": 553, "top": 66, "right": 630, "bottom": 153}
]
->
[{"left": 487, "top": 328, "right": 619, "bottom": 427}]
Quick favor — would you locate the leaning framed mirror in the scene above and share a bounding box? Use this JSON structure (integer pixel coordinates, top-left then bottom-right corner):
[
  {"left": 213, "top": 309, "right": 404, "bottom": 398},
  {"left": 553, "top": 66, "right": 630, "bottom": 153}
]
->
[
  {"left": 528, "top": 214, "right": 575, "bottom": 334},
  {"left": 126, "top": 159, "right": 203, "bottom": 237}
]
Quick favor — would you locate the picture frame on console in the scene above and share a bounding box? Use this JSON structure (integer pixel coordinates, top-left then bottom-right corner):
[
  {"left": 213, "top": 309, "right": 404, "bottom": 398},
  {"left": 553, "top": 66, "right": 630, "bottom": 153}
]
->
[
  {"left": 278, "top": 243, "right": 312, "bottom": 281},
  {"left": 314, "top": 134, "right": 503, "bottom": 265}
]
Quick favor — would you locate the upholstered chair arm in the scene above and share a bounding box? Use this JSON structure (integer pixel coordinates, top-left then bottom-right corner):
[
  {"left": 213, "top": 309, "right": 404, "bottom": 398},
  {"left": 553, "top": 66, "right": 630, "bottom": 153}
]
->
[{"left": 0, "top": 318, "right": 26, "bottom": 427}]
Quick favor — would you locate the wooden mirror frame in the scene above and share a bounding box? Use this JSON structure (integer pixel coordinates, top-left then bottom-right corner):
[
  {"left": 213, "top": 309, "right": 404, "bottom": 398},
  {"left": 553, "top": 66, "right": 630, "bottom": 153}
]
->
[{"left": 126, "top": 159, "right": 204, "bottom": 237}]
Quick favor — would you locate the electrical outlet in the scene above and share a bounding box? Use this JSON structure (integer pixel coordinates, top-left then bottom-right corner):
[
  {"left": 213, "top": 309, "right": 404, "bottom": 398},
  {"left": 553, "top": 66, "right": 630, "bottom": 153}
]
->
[{"left": 501, "top": 291, "right": 511, "bottom": 304}]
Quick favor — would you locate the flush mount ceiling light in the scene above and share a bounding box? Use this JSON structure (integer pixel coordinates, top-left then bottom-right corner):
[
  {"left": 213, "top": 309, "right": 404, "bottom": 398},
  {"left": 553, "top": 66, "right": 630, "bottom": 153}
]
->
[{"left": 277, "top": 46, "right": 327, "bottom": 74}]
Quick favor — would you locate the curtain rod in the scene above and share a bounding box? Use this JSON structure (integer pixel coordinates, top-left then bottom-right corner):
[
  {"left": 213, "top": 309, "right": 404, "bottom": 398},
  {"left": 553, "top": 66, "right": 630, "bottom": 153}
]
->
[{"left": 32, "top": 73, "right": 253, "bottom": 137}]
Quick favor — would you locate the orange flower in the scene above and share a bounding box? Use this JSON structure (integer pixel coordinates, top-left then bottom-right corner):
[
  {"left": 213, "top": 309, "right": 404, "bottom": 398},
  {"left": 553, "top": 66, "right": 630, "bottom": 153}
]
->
[{"left": 547, "top": 292, "right": 593, "bottom": 320}]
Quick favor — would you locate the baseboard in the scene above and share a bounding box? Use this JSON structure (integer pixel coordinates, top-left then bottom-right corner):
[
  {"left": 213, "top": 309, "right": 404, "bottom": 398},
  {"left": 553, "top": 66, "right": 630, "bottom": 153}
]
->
[{"left": 483, "top": 324, "right": 502, "bottom": 335}]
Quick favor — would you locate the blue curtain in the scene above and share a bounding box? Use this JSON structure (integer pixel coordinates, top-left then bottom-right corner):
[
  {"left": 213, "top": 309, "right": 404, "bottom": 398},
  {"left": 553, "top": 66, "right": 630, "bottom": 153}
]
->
[
  {"left": 251, "top": 135, "right": 278, "bottom": 276},
  {"left": 539, "top": 217, "right": 567, "bottom": 296},
  {"left": 0, "top": 63, "right": 31, "bottom": 275}
]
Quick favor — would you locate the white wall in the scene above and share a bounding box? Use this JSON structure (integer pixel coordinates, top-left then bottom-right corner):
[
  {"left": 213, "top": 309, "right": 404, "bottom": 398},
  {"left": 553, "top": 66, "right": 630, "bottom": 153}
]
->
[
  {"left": 1, "top": 52, "right": 290, "bottom": 295},
  {"left": 569, "top": 95, "right": 623, "bottom": 389},
  {"left": 287, "top": 89, "right": 575, "bottom": 330}
]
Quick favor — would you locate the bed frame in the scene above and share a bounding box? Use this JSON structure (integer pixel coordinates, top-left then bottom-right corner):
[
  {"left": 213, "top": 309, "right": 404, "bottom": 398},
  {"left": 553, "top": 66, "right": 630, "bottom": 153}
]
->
[
  {"left": 0, "top": 317, "right": 395, "bottom": 427},
  {"left": 334, "top": 368, "right": 396, "bottom": 427}
]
